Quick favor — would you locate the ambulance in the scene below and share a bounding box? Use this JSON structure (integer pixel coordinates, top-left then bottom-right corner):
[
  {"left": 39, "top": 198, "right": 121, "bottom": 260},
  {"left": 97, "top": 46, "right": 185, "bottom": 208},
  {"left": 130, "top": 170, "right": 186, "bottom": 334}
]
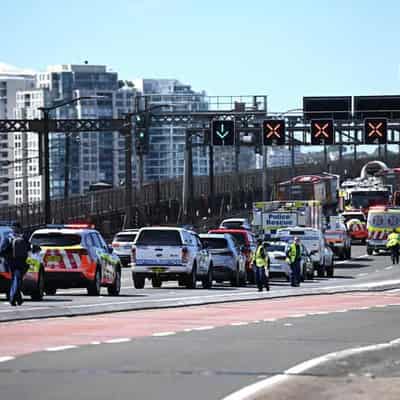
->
[
  {"left": 0, "top": 225, "right": 45, "bottom": 300},
  {"left": 30, "top": 224, "right": 122, "bottom": 296},
  {"left": 366, "top": 207, "right": 400, "bottom": 255}
]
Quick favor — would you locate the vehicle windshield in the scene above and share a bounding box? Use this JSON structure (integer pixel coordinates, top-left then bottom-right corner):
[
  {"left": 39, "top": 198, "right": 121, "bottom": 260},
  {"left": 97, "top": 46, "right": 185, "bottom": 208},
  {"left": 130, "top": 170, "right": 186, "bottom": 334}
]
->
[
  {"left": 350, "top": 191, "right": 389, "bottom": 208},
  {"left": 266, "top": 244, "right": 286, "bottom": 252},
  {"left": 228, "top": 233, "right": 247, "bottom": 246},
  {"left": 114, "top": 234, "right": 137, "bottom": 243},
  {"left": 221, "top": 221, "right": 247, "bottom": 229},
  {"left": 136, "top": 230, "right": 182, "bottom": 246},
  {"left": 201, "top": 237, "right": 228, "bottom": 249},
  {"left": 31, "top": 233, "right": 82, "bottom": 247}
]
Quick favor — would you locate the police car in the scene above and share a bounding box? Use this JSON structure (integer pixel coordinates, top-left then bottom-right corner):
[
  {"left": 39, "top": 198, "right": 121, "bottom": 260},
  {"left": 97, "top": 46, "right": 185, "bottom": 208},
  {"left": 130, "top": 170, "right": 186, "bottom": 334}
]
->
[
  {"left": 0, "top": 225, "right": 45, "bottom": 300},
  {"left": 30, "top": 224, "right": 121, "bottom": 296}
]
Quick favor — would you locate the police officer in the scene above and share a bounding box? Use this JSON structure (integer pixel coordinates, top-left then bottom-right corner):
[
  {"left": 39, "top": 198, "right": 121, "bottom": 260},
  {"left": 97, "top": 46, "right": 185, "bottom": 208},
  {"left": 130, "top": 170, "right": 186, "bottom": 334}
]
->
[
  {"left": 253, "top": 239, "right": 269, "bottom": 292},
  {"left": 386, "top": 229, "right": 400, "bottom": 265},
  {"left": 287, "top": 237, "right": 302, "bottom": 287},
  {"left": 0, "top": 222, "right": 30, "bottom": 306}
]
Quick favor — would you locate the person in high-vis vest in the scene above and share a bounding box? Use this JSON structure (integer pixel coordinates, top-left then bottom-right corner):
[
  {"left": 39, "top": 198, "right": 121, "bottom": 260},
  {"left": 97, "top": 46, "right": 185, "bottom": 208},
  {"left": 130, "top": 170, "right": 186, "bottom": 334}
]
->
[
  {"left": 253, "top": 239, "right": 270, "bottom": 292},
  {"left": 286, "top": 237, "right": 302, "bottom": 287},
  {"left": 386, "top": 229, "right": 400, "bottom": 265}
]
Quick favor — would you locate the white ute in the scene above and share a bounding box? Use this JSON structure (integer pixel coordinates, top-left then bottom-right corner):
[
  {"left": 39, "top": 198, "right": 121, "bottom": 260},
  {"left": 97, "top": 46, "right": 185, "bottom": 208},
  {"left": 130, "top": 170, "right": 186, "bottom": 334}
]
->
[{"left": 131, "top": 227, "right": 213, "bottom": 289}]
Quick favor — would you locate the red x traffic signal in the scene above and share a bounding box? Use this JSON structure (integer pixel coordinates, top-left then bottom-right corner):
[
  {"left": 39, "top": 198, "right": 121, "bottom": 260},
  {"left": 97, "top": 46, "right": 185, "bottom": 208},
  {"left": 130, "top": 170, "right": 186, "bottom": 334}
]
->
[
  {"left": 364, "top": 118, "right": 387, "bottom": 144},
  {"left": 310, "top": 119, "right": 334, "bottom": 145},
  {"left": 263, "top": 119, "right": 285, "bottom": 145}
]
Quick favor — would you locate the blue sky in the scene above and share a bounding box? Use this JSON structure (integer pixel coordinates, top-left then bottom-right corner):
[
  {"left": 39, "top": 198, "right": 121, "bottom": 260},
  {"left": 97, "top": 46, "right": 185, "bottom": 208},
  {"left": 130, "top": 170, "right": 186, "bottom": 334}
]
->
[{"left": 2, "top": 0, "right": 400, "bottom": 111}]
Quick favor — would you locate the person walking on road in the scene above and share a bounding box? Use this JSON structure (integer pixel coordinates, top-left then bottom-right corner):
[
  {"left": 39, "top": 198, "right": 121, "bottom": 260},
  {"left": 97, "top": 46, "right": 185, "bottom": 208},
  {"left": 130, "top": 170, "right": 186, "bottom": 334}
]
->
[
  {"left": 386, "top": 229, "right": 400, "bottom": 265},
  {"left": 253, "top": 239, "right": 270, "bottom": 292},
  {"left": 287, "top": 237, "right": 302, "bottom": 287},
  {"left": 0, "top": 222, "right": 30, "bottom": 306}
]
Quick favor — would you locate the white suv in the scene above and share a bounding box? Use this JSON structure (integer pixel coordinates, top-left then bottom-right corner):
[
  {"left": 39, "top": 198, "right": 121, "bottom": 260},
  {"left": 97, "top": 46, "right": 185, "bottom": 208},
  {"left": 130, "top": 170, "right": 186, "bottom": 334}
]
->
[
  {"left": 131, "top": 227, "right": 212, "bottom": 289},
  {"left": 112, "top": 229, "right": 139, "bottom": 267}
]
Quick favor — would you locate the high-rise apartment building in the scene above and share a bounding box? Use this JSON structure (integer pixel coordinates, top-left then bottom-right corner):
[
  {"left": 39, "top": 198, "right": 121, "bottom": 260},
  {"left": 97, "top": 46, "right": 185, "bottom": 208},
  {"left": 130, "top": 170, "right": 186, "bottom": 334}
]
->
[
  {"left": 0, "top": 68, "right": 35, "bottom": 205},
  {"left": 132, "top": 79, "right": 209, "bottom": 181},
  {"left": 14, "top": 64, "right": 136, "bottom": 202}
]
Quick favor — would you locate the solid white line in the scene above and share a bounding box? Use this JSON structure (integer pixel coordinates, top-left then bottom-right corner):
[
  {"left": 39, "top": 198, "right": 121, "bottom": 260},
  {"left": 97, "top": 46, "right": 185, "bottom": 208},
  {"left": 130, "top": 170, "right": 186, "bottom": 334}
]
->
[
  {"left": 183, "top": 328, "right": 193, "bottom": 332},
  {"left": 0, "top": 356, "right": 15, "bottom": 363},
  {"left": 357, "top": 273, "right": 368, "bottom": 277},
  {"left": 222, "top": 337, "right": 400, "bottom": 400},
  {"left": 252, "top": 320, "right": 261, "bottom": 323},
  {"left": 104, "top": 338, "right": 131, "bottom": 344},
  {"left": 46, "top": 345, "right": 77, "bottom": 352},
  {"left": 263, "top": 318, "right": 276, "bottom": 322},
  {"left": 230, "top": 322, "right": 249, "bottom": 326},
  {"left": 284, "top": 323, "right": 293, "bottom": 327},
  {"left": 385, "top": 266, "right": 393, "bottom": 270},
  {"left": 290, "top": 314, "right": 306, "bottom": 318},
  {"left": 90, "top": 341, "right": 101, "bottom": 345},
  {"left": 152, "top": 332, "right": 176, "bottom": 337},
  {"left": 357, "top": 254, "right": 370, "bottom": 259},
  {"left": 334, "top": 309, "right": 348, "bottom": 313}
]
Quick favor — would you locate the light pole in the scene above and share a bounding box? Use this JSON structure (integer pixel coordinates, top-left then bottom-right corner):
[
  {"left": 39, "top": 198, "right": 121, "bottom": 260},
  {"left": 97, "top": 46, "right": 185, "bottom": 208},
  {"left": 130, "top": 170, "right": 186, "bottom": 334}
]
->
[{"left": 38, "top": 96, "right": 102, "bottom": 224}]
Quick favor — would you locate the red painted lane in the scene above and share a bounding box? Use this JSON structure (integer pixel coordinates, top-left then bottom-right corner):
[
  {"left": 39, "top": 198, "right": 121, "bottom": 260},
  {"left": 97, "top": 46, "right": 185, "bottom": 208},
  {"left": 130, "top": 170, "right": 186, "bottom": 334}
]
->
[{"left": 1, "top": 292, "right": 400, "bottom": 358}]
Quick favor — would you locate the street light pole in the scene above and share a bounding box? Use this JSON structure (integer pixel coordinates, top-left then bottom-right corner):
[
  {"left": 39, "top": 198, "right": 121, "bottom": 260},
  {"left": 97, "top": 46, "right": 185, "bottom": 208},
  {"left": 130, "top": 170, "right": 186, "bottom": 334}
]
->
[{"left": 64, "top": 132, "right": 70, "bottom": 200}]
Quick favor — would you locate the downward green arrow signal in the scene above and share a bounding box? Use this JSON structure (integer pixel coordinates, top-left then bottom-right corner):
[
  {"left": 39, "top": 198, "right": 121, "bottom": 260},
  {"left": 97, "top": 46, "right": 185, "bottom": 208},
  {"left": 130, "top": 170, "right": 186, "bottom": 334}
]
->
[{"left": 216, "top": 123, "right": 230, "bottom": 140}]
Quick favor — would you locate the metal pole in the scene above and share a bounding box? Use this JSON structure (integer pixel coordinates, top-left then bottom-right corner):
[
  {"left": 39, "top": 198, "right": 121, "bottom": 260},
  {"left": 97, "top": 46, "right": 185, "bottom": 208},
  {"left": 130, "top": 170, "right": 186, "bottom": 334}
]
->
[
  {"left": 64, "top": 133, "right": 70, "bottom": 199},
  {"left": 124, "top": 127, "right": 133, "bottom": 228},
  {"left": 209, "top": 142, "right": 214, "bottom": 213},
  {"left": 182, "top": 130, "right": 190, "bottom": 222},
  {"left": 188, "top": 134, "right": 194, "bottom": 223},
  {"left": 42, "top": 110, "right": 51, "bottom": 224},
  {"left": 324, "top": 144, "right": 328, "bottom": 170},
  {"left": 262, "top": 146, "right": 268, "bottom": 201}
]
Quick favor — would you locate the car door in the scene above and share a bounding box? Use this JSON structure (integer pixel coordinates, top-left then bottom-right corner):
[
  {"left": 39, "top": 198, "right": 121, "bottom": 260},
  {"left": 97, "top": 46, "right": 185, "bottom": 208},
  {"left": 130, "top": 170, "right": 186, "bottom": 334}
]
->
[
  {"left": 90, "top": 232, "right": 113, "bottom": 284},
  {"left": 194, "top": 234, "right": 208, "bottom": 274}
]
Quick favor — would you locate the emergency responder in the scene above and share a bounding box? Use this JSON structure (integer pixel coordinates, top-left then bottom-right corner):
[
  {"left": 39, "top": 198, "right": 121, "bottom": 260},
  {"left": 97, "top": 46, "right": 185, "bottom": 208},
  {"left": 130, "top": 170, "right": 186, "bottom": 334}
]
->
[
  {"left": 0, "top": 222, "right": 30, "bottom": 305},
  {"left": 253, "top": 238, "right": 270, "bottom": 292},
  {"left": 386, "top": 229, "right": 400, "bottom": 265},
  {"left": 287, "top": 237, "right": 302, "bottom": 287}
]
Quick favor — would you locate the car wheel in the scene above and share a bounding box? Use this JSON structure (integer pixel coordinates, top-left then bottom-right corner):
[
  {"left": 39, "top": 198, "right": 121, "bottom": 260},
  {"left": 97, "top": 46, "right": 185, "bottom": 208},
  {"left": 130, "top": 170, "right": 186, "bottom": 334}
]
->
[
  {"left": 316, "top": 264, "right": 325, "bottom": 277},
  {"left": 31, "top": 267, "right": 45, "bottom": 301},
  {"left": 108, "top": 268, "right": 121, "bottom": 296},
  {"left": 87, "top": 267, "right": 101, "bottom": 296},
  {"left": 230, "top": 264, "right": 240, "bottom": 287},
  {"left": 186, "top": 263, "right": 197, "bottom": 289},
  {"left": 152, "top": 276, "right": 162, "bottom": 288},
  {"left": 326, "top": 263, "right": 334, "bottom": 277},
  {"left": 133, "top": 275, "right": 145, "bottom": 289},
  {"left": 367, "top": 247, "right": 373, "bottom": 256},
  {"left": 346, "top": 247, "right": 351, "bottom": 260},
  {"left": 202, "top": 264, "right": 213, "bottom": 289},
  {"left": 45, "top": 287, "right": 57, "bottom": 296}
]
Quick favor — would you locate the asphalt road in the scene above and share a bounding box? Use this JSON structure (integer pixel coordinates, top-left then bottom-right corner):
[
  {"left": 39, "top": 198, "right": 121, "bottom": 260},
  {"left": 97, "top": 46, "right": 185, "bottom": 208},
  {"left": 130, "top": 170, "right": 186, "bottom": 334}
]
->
[
  {"left": 1, "top": 293, "right": 400, "bottom": 399},
  {"left": 1, "top": 243, "right": 400, "bottom": 399},
  {"left": 1, "top": 245, "right": 400, "bottom": 322}
]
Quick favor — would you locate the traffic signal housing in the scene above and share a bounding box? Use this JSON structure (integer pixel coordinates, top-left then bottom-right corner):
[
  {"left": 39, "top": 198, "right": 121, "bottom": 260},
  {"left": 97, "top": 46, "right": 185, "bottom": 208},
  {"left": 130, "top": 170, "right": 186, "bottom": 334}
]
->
[
  {"left": 364, "top": 118, "right": 387, "bottom": 144},
  {"left": 263, "top": 119, "right": 285, "bottom": 145},
  {"left": 212, "top": 120, "right": 235, "bottom": 146},
  {"left": 135, "top": 113, "right": 150, "bottom": 154},
  {"left": 310, "top": 119, "right": 334, "bottom": 145}
]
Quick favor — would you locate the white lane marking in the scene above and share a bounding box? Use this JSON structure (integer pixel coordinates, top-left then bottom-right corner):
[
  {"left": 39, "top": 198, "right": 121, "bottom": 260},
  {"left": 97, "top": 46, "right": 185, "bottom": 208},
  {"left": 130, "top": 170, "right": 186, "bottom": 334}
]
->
[
  {"left": 374, "top": 305, "right": 387, "bottom": 308},
  {"left": 252, "top": 320, "right": 261, "bottom": 323},
  {"left": 152, "top": 332, "right": 176, "bottom": 337},
  {"left": 263, "top": 318, "right": 277, "bottom": 322},
  {"left": 0, "top": 356, "right": 15, "bottom": 363},
  {"left": 90, "top": 341, "right": 101, "bottom": 345},
  {"left": 354, "top": 306, "right": 370, "bottom": 310},
  {"left": 0, "top": 307, "right": 52, "bottom": 314},
  {"left": 104, "top": 338, "right": 131, "bottom": 344},
  {"left": 309, "top": 311, "right": 329, "bottom": 315},
  {"left": 183, "top": 328, "right": 193, "bottom": 332},
  {"left": 284, "top": 323, "right": 293, "bottom": 327},
  {"left": 334, "top": 309, "right": 348, "bottom": 313},
  {"left": 230, "top": 322, "right": 249, "bottom": 326},
  {"left": 192, "top": 326, "right": 215, "bottom": 331},
  {"left": 385, "top": 266, "right": 393, "bottom": 270},
  {"left": 357, "top": 273, "right": 368, "bottom": 277},
  {"left": 222, "top": 336, "right": 400, "bottom": 400},
  {"left": 357, "top": 254, "right": 370, "bottom": 259},
  {"left": 290, "top": 314, "right": 306, "bottom": 318},
  {"left": 46, "top": 345, "right": 77, "bottom": 352}
]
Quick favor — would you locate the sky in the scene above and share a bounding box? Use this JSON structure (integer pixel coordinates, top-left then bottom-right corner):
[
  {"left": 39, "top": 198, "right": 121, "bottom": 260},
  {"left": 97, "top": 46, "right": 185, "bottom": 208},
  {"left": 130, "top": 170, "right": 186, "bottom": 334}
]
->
[{"left": 2, "top": 0, "right": 400, "bottom": 111}]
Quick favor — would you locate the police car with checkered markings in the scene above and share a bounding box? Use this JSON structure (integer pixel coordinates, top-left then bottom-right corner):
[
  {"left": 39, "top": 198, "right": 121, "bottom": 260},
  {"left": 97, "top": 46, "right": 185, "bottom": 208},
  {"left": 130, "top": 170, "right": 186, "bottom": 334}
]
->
[{"left": 30, "top": 224, "right": 122, "bottom": 296}]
